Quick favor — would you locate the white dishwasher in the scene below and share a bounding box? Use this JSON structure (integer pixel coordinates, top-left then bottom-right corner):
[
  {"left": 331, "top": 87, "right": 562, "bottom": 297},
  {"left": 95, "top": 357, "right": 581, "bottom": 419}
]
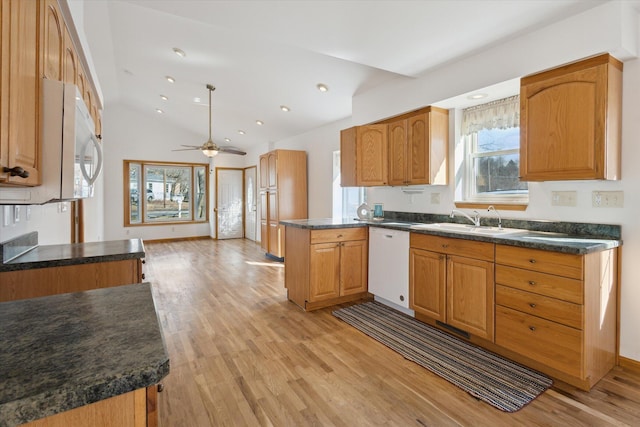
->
[{"left": 368, "top": 227, "right": 414, "bottom": 315}]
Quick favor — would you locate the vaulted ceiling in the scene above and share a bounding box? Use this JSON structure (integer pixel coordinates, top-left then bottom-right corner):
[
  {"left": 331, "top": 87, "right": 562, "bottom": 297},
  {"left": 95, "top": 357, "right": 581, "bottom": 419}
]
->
[{"left": 79, "top": 0, "right": 615, "bottom": 151}]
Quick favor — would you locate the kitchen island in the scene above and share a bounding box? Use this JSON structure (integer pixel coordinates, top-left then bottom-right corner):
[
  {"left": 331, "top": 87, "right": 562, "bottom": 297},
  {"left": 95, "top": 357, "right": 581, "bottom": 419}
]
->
[{"left": 0, "top": 283, "right": 169, "bottom": 427}]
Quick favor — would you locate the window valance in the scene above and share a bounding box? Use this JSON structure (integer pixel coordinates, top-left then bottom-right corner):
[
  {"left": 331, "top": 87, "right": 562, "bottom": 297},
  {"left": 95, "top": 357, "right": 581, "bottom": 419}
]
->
[{"left": 462, "top": 95, "right": 520, "bottom": 135}]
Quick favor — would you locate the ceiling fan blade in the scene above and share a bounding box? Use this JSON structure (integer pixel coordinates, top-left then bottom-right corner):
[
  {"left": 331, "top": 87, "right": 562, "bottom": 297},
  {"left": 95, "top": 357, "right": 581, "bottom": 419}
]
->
[
  {"left": 180, "top": 144, "right": 204, "bottom": 148},
  {"left": 218, "top": 147, "right": 247, "bottom": 155},
  {"left": 172, "top": 148, "right": 201, "bottom": 152}
]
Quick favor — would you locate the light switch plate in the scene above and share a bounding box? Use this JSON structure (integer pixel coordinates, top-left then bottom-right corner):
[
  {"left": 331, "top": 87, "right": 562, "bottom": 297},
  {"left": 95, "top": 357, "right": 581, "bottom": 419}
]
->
[
  {"left": 3, "top": 206, "right": 11, "bottom": 227},
  {"left": 551, "top": 191, "right": 577, "bottom": 207},
  {"left": 13, "top": 206, "right": 20, "bottom": 223}
]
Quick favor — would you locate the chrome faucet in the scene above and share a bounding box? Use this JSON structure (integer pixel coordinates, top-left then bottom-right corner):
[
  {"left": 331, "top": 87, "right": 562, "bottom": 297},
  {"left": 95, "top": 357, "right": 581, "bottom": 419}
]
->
[
  {"left": 450, "top": 209, "right": 481, "bottom": 227},
  {"left": 487, "top": 205, "right": 502, "bottom": 229}
]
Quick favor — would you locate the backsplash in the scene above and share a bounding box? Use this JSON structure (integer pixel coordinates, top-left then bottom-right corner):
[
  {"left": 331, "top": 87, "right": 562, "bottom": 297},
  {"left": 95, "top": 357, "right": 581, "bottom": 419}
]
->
[{"left": 382, "top": 211, "right": 621, "bottom": 240}]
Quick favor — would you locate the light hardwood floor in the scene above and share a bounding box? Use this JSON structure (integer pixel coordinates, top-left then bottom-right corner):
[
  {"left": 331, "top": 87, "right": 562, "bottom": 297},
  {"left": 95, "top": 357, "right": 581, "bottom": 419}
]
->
[{"left": 145, "top": 239, "right": 640, "bottom": 426}]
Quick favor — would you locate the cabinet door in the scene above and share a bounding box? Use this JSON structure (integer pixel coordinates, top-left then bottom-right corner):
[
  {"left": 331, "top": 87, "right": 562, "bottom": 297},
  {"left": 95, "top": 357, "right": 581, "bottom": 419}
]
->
[
  {"left": 1, "top": 0, "right": 41, "bottom": 185},
  {"left": 63, "top": 24, "right": 78, "bottom": 84},
  {"left": 409, "top": 248, "right": 446, "bottom": 322},
  {"left": 309, "top": 243, "right": 341, "bottom": 302},
  {"left": 446, "top": 255, "right": 495, "bottom": 341},
  {"left": 520, "top": 63, "right": 611, "bottom": 181},
  {"left": 42, "top": 0, "right": 64, "bottom": 81},
  {"left": 267, "top": 151, "right": 277, "bottom": 188},
  {"left": 388, "top": 120, "right": 407, "bottom": 185},
  {"left": 356, "top": 125, "right": 388, "bottom": 186},
  {"left": 259, "top": 191, "right": 268, "bottom": 251},
  {"left": 340, "top": 240, "right": 368, "bottom": 295},
  {"left": 407, "top": 113, "right": 429, "bottom": 184},
  {"left": 259, "top": 154, "right": 268, "bottom": 189},
  {"left": 1, "top": 0, "right": 8, "bottom": 179}
]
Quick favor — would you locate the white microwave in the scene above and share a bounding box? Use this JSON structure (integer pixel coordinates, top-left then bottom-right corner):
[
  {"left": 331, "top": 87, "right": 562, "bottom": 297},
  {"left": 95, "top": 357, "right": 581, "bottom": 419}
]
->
[{"left": 0, "top": 79, "right": 103, "bottom": 204}]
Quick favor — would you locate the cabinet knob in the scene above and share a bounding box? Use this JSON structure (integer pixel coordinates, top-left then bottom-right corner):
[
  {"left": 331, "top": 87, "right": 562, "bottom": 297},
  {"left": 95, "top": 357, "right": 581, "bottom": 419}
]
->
[
  {"left": 141, "top": 259, "right": 146, "bottom": 264},
  {"left": 442, "top": 244, "right": 449, "bottom": 249},
  {"left": 529, "top": 326, "right": 536, "bottom": 332},
  {"left": 529, "top": 303, "right": 536, "bottom": 308},
  {"left": 157, "top": 383, "right": 165, "bottom": 393},
  {"left": 528, "top": 281, "right": 536, "bottom": 286},
  {"left": 529, "top": 259, "right": 537, "bottom": 264},
  {"left": 141, "top": 273, "right": 146, "bottom": 280},
  {"left": 3, "top": 166, "right": 29, "bottom": 178},
  {"left": 337, "top": 234, "right": 343, "bottom": 238}
]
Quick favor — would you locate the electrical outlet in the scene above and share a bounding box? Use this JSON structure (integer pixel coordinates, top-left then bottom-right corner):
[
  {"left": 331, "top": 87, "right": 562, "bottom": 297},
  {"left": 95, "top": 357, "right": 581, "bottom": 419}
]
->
[
  {"left": 592, "top": 191, "right": 624, "bottom": 208},
  {"left": 551, "top": 191, "right": 577, "bottom": 207},
  {"left": 430, "top": 193, "right": 440, "bottom": 204}
]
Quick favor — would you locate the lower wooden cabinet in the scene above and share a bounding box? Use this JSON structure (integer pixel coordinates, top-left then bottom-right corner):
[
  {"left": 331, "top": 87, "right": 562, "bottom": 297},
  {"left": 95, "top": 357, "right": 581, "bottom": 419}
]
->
[
  {"left": 284, "top": 226, "right": 369, "bottom": 311},
  {"left": 0, "top": 258, "right": 144, "bottom": 302},
  {"left": 494, "top": 244, "right": 618, "bottom": 390},
  {"left": 21, "top": 385, "right": 158, "bottom": 427},
  {"left": 409, "top": 233, "right": 495, "bottom": 341}
]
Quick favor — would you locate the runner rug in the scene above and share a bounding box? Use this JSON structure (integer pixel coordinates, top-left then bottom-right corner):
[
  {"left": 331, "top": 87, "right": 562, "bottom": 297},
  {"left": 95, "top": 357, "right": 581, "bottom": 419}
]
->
[{"left": 333, "top": 301, "right": 552, "bottom": 412}]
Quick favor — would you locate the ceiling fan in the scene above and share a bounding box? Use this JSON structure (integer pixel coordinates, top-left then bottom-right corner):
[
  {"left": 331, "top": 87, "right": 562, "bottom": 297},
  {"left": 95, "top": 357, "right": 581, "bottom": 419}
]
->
[{"left": 173, "top": 84, "right": 247, "bottom": 157}]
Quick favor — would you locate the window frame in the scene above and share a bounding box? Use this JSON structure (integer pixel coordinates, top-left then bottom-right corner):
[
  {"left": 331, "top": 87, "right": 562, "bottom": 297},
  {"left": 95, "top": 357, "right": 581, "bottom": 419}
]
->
[
  {"left": 459, "top": 96, "right": 528, "bottom": 206},
  {"left": 123, "top": 159, "right": 209, "bottom": 227},
  {"left": 463, "top": 131, "right": 528, "bottom": 204}
]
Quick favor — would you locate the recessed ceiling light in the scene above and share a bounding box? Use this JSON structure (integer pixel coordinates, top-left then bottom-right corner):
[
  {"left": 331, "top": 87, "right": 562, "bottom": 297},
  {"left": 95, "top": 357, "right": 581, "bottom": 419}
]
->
[
  {"left": 160, "top": 95, "right": 168, "bottom": 101},
  {"left": 165, "top": 76, "right": 175, "bottom": 83},
  {"left": 172, "top": 48, "right": 186, "bottom": 58},
  {"left": 256, "top": 120, "right": 264, "bottom": 126},
  {"left": 238, "top": 130, "right": 245, "bottom": 135},
  {"left": 316, "top": 83, "right": 329, "bottom": 92},
  {"left": 467, "top": 93, "right": 488, "bottom": 100},
  {"left": 280, "top": 105, "right": 290, "bottom": 112},
  {"left": 224, "top": 138, "right": 231, "bottom": 143},
  {"left": 193, "top": 97, "right": 201, "bottom": 103},
  {"left": 155, "top": 108, "right": 164, "bottom": 114}
]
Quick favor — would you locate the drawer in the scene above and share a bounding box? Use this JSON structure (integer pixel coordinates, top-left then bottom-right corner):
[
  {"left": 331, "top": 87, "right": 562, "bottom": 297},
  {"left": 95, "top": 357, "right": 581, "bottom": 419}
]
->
[
  {"left": 410, "top": 233, "right": 494, "bottom": 262},
  {"left": 496, "top": 285, "right": 583, "bottom": 329},
  {"left": 495, "top": 305, "right": 583, "bottom": 378},
  {"left": 310, "top": 227, "right": 367, "bottom": 244},
  {"left": 496, "top": 245, "right": 583, "bottom": 280},
  {"left": 495, "top": 265, "right": 583, "bottom": 304}
]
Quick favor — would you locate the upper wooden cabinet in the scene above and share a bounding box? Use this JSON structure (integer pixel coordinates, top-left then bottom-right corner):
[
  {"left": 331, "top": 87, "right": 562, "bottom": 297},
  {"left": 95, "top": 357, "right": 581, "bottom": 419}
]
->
[
  {"left": 341, "top": 124, "right": 388, "bottom": 186},
  {"left": 520, "top": 53, "right": 622, "bottom": 181},
  {"left": 388, "top": 107, "right": 448, "bottom": 186},
  {"left": 1, "top": 0, "right": 102, "bottom": 186},
  {"left": 0, "top": 0, "right": 42, "bottom": 186}
]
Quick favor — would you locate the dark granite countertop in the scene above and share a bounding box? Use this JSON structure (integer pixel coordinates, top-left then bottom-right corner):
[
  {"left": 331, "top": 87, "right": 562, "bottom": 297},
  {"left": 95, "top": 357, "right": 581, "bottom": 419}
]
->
[
  {"left": 0, "top": 283, "right": 169, "bottom": 427},
  {"left": 0, "top": 233, "right": 145, "bottom": 273},
  {"left": 280, "top": 215, "right": 621, "bottom": 255}
]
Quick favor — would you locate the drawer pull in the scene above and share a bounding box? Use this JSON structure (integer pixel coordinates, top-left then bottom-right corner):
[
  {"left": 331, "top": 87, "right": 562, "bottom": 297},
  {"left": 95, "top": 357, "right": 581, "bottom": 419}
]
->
[
  {"left": 442, "top": 244, "right": 449, "bottom": 249},
  {"left": 529, "top": 259, "right": 537, "bottom": 264},
  {"left": 529, "top": 326, "right": 536, "bottom": 332},
  {"left": 529, "top": 303, "right": 536, "bottom": 308},
  {"left": 528, "top": 281, "right": 536, "bottom": 286},
  {"left": 337, "top": 234, "right": 343, "bottom": 238}
]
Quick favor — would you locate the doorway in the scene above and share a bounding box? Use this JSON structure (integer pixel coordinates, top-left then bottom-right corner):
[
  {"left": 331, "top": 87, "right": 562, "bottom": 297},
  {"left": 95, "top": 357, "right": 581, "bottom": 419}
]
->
[
  {"left": 216, "top": 168, "right": 244, "bottom": 239},
  {"left": 244, "top": 166, "right": 257, "bottom": 241}
]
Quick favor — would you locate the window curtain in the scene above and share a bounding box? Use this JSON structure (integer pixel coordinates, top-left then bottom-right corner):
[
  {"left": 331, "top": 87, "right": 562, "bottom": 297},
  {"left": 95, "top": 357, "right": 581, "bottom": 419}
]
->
[{"left": 461, "top": 95, "right": 519, "bottom": 135}]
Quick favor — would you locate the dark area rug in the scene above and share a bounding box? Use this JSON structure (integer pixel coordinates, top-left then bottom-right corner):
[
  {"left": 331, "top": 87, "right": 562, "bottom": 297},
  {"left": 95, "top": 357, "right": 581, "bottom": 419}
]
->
[{"left": 333, "top": 301, "right": 552, "bottom": 412}]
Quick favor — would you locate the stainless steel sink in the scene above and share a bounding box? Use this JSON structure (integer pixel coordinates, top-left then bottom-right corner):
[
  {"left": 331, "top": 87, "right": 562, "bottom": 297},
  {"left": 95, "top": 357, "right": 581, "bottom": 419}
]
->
[{"left": 410, "top": 222, "right": 527, "bottom": 237}]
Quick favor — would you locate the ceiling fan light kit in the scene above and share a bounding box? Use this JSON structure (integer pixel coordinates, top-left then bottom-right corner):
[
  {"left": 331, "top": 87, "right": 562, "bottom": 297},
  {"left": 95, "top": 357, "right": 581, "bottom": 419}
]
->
[{"left": 172, "top": 84, "right": 246, "bottom": 157}]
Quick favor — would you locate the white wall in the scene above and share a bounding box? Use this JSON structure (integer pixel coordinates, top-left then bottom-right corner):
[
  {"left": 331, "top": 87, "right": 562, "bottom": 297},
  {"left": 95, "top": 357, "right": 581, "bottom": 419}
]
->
[{"left": 101, "top": 104, "right": 212, "bottom": 242}]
